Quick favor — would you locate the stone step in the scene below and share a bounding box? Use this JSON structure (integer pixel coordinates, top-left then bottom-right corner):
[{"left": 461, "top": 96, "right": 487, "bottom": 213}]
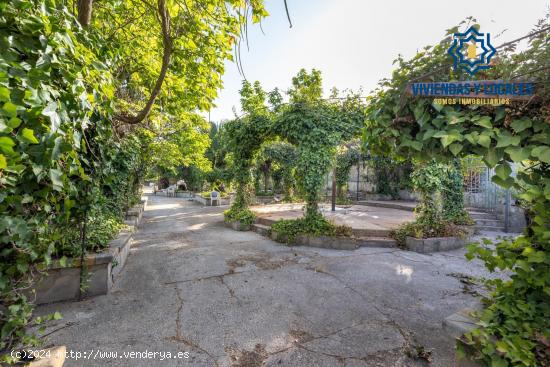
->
[
  {"left": 474, "top": 219, "right": 503, "bottom": 226},
  {"left": 356, "top": 237, "right": 397, "bottom": 248},
  {"left": 256, "top": 217, "right": 277, "bottom": 226},
  {"left": 352, "top": 228, "right": 392, "bottom": 237},
  {"left": 356, "top": 200, "right": 416, "bottom": 212},
  {"left": 251, "top": 223, "right": 270, "bottom": 236},
  {"left": 476, "top": 225, "right": 506, "bottom": 232}
]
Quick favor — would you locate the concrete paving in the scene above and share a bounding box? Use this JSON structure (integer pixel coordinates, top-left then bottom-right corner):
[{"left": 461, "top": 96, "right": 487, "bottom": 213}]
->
[{"left": 36, "top": 194, "right": 509, "bottom": 367}]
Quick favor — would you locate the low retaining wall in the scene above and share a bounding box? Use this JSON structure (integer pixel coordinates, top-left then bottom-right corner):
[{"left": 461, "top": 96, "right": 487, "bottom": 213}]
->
[
  {"left": 270, "top": 230, "right": 358, "bottom": 250},
  {"left": 224, "top": 221, "right": 251, "bottom": 231},
  {"left": 155, "top": 190, "right": 194, "bottom": 198},
  {"left": 405, "top": 226, "right": 475, "bottom": 253},
  {"left": 254, "top": 196, "right": 275, "bottom": 205},
  {"left": 405, "top": 236, "right": 468, "bottom": 253},
  {"left": 31, "top": 198, "right": 146, "bottom": 305}
]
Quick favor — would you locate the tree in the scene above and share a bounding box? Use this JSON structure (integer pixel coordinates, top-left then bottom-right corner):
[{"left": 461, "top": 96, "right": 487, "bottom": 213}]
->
[
  {"left": 145, "top": 112, "right": 211, "bottom": 180},
  {"left": 274, "top": 69, "right": 364, "bottom": 220},
  {"left": 80, "top": 0, "right": 268, "bottom": 125}
]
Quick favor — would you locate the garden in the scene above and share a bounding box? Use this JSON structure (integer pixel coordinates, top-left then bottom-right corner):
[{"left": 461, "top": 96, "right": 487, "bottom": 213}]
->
[{"left": 0, "top": 1, "right": 548, "bottom": 366}]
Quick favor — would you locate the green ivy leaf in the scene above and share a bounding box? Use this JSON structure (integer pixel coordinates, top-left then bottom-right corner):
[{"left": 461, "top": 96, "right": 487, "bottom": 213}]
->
[
  {"left": 20, "top": 128, "right": 39, "bottom": 144},
  {"left": 42, "top": 101, "right": 60, "bottom": 132},
  {"left": 505, "top": 147, "right": 530, "bottom": 162},
  {"left": 0, "top": 136, "right": 15, "bottom": 155},
  {"left": 495, "top": 133, "right": 521, "bottom": 148},
  {"left": 0, "top": 154, "right": 6, "bottom": 169},
  {"left": 484, "top": 149, "right": 501, "bottom": 167},
  {"left": 491, "top": 175, "right": 514, "bottom": 189},
  {"left": 409, "top": 140, "right": 423, "bottom": 151},
  {"left": 0, "top": 87, "right": 10, "bottom": 102},
  {"left": 475, "top": 116, "right": 492, "bottom": 129},
  {"left": 7, "top": 117, "right": 21, "bottom": 128},
  {"left": 2, "top": 101, "right": 18, "bottom": 118},
  {"left": 449, "top": 143, "right": 463, "bottom": 156},
  {"left": 477, "top": 134, "right": 491, "bottom": 148},
  {"left": 510, "top": 118, "right": 532, "bottom": 133},
  {"left": 495, "top": 162, "right": 512, "bottom": 180},
  {"left": 537, "top": 147, "right": 550, "bottom": 164},
  {"left": 494, "top": 107, "right": 505, "bottom": 122},
  {"left": 49, "top": 169, "right": 64, "bottom": 191}
]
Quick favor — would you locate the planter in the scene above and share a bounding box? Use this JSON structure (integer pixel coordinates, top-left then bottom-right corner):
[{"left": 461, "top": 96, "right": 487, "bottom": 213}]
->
[
  {"left": 225, "top": 221, "right": 251, "bottom": 231},
  {"left": 405, "top": 235, "right": 470, "bottom": 253},
  {"left": 270, "top": 230, "right": 357, "bottom": 250},
  {"left": 193, "top": 195, "right": 230, "bottom": 206},
  {"left": 30, "top": 200, "right": 145, "bottom": 304},
  {"left": 124, "top": 199, "right": 146, "bottom": 227},
  {"left": 254, "top": 195, "right": 275, "bottom": 204}
]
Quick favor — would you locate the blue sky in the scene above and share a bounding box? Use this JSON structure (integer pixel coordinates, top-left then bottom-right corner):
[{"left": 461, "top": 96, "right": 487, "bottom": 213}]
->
[{"left": 208, "top": 0, "right": 549, "bottom": 122}]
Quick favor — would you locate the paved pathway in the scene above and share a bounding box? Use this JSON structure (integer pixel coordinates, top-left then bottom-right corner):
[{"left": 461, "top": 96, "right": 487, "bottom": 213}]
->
[{"left": 37, "top": 194, "right": 499, "bottom": 366}]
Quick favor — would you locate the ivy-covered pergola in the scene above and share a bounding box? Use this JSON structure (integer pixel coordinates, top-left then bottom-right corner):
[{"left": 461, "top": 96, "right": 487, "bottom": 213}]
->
[{"left": 223, "top": 72, "right": 365, "bottom": 233}]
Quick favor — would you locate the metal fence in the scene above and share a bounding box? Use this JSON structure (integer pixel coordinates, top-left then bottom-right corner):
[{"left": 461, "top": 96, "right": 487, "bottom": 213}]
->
[{"left": 462, "top": 158, "right": 509, "bottom": 213}]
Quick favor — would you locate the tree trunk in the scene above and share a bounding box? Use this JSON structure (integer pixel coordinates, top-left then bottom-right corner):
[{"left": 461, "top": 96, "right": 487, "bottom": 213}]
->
[{"left": 78, "top": 0, "right": 93, "bottom": 27}]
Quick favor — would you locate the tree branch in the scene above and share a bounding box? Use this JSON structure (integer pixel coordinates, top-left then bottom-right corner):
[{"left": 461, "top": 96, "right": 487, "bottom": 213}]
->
[{"left": 115, "top": 0, "right": 173, "bottom": 125}]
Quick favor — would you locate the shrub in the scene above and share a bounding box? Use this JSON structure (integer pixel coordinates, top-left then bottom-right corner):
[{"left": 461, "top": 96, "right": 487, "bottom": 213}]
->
[
  {"left": 270, "top": 214, "right": 352, "bottom": 244},
  {"left": 54, "top": 209, "right": 126, "bottom": 258},
  {"left": 223, "top": 208, "right": 256, "bottom": 225}
]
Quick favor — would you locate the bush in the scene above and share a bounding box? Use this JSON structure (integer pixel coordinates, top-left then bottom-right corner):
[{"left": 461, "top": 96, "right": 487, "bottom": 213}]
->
[
  {"left": 224, "top": 208, "right": 256, "bottom": 225},
  {"left": 270, "top": 214, "right": 352, "bottom": 244},
  {"left": 54, "top": 209, "right": 126, "bottom": 258}
]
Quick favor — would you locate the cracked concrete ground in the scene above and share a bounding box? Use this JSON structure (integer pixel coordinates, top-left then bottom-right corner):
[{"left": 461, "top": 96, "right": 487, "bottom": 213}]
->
[{"left": 36, "top": 194, "right": 508, "bottom": 367}]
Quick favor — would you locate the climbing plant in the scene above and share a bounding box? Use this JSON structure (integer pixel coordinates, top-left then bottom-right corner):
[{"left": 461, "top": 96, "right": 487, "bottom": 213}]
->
[
  {"left": 223, "top": 81, "right": 272, "bottom": 223},
  {"left": 224, "top": 70, "right": 365, "bottom": 235},
  {"left": 0, "top": 2, "right": 146, "bottom": 360},
  {"left": 273, "top": 70, "right": 365, "bottom": 222},
  {"left": 254, "top": 141, "right": 297, "bottom": 199},
  {"left": 442, "top": 159, "right": 473, "bottom": 225},
  {"left": 1, "top": 0, "right": 267, "bottom": 360},
  {"left": 364, "top": 17, "right": 550, "bottom": 366}
]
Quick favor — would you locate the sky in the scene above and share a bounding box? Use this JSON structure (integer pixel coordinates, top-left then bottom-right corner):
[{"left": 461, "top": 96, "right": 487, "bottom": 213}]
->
[{"left": 208, "top": 0, "right": 550, "bottom": 122}]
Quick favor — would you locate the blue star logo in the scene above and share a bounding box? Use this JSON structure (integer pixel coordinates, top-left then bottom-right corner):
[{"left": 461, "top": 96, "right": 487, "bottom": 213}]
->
[{"left": 448, "top": 26, "right": 496, "bottom": 76}]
